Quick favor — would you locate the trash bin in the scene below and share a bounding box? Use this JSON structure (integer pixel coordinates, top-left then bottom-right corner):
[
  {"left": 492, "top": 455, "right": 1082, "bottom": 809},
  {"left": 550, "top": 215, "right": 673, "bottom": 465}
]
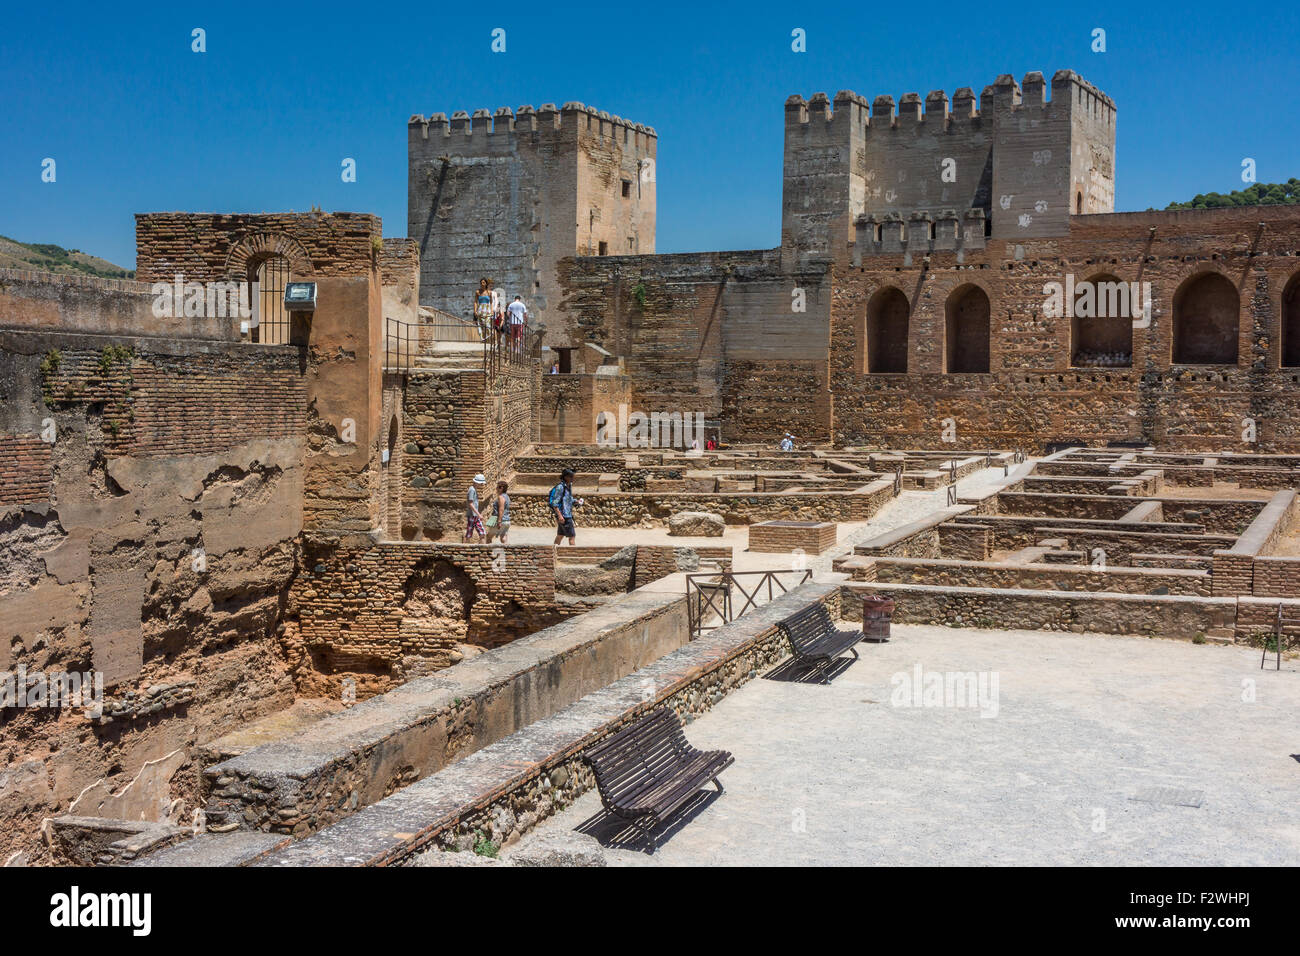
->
[{"left": 861, "top": 595, "right": 896, "bottom": 643}]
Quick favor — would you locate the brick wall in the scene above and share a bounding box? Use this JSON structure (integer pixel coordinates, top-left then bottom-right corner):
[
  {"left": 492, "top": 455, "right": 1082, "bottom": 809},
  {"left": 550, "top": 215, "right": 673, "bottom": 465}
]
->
[
  {"left": 399, "top": 362, "right": 537, "bottom": 539},
  {"left": 555, "top": 250, "right": 834, "bottom": 441},
  {"left": 0, "top": 436, "right": 52, "bottom": 504},
  {"left": 290, "top": 540, "right": 568, "bottom": 694},
  {"left": 1252, "top": 557, "right": 1300, "bottom": 598},
  {"left": 135, "top": 212, "right": 381, "bottom": 282},
  {"left": 0, "top": 328, "right": 305, "bottom": 862},
  {"left": 748, "top": 521, "right": 837, "bottom": 554},
  {"left": 831, "top": 205, "right": 1300, "bottom": 451},
  {"left": 39, "top": 342, "right": 305, "bottom": 457}
]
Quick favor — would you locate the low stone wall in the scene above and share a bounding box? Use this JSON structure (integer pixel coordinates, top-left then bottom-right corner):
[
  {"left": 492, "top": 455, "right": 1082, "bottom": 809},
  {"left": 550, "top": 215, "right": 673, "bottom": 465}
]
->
[
  {"left": 937, "top": 523, "right": 991, "bottom": 561},
  {"left": 1251, "top": 557, "right": 1300, "bottom": 598},
  {"left": 1034, "top": 459, "right": 1300, "bottom": 490},
  {"left": 842, "top": 582, "right": 1235, "bottom": 638},
  {"left": 1211, "top": 490, "right": 1299, "bottom": 596},
  {"left": 868, "top": 557, "right": 1211, "bottom": 596},
  {"left": 506, "top": 478, "right": 893, "bottom": 528},
  {"left": 994, "top": 492, "right": 1142, "bottom": 521},
  {"left": 49, "top": 816, "right": 188, "bottom": 866},
  {"left": 554, "top": 544, "right": 729, "bottom": 595},
  {"left": 1020, "top": 476, "right": 1146, "bottom": 496},
  {"left": 203, "top": 589, "right": 690, "bottom": 837},
  {"left": 985, "top": 494, "right": 1261, "bottom": 537},
  {"left": 1154, "top": 498, "right": 1264, "bottom": 536},
  {"left": 854, "top": 505, "right": 973, "bottom": 558},
  {"left": 1118, "top": 500, "right": 1163, "bottom": 524},
  {"left": 748, "top": 520, "right": 837, "bottom": 554},
  {"left": 243, "top": 581, "right": 841, "bottom": 866},
  {"left": 956, "top": 514, "right": 1231, "bottom": 558}
]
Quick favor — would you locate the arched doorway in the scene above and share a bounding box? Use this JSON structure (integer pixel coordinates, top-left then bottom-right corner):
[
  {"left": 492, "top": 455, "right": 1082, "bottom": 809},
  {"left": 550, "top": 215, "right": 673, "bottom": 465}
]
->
[
  {"left": 1071, "top": 273, "right": 1133, "bottom": 367},
  {"left": 250, "top": 254, "right": 291, "bottom": 345},
  {"left": 945, "top": 284, "right": 991, "bottom": 373},
  {"left": 865, "top": 287, "right": 909, "bottom": 373},
  {"left": 1173, "top": 273, "right": 1239, "bottom": 365}
]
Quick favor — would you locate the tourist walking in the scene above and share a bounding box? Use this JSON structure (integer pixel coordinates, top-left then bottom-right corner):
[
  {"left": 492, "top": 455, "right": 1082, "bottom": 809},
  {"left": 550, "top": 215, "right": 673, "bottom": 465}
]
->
[
  {"left": 507, "top": 295, "right": 528, "bottom": 350},
  {"left": 465, "top": 473, "right": 487, "bottom": 542},
  {"left": 548, "top": 467, "right": 584, "bottom": 546},
  {"left": 473, "top": 278, "right": 494, "bottom": 339},
  {"left": 486, "top": 480, "right": 511, "bottom": 544}
]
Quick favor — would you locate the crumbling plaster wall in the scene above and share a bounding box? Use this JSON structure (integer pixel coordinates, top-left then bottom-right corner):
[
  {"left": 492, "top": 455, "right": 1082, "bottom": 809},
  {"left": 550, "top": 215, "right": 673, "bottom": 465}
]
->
[{"left": 0, "top": 327, "right": 306, "bottom": 862}]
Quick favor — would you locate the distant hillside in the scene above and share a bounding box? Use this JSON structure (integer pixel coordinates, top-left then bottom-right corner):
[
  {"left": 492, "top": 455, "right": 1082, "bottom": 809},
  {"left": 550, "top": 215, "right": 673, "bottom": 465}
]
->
[
  {"left": 0, "top": 235, "right": 134, "bottom": 278},
  {"left": 1166, "top": 179, "right": 1300, "bottom": 211}
]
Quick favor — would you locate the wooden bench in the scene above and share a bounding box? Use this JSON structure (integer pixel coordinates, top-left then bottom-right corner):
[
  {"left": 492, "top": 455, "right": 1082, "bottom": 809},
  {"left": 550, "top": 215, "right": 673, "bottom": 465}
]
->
[
  {"left": 582, "top": 707, "right": 734, "bottom": 850},
  {"left": 776, "top": 602, "right": 863, "bottom": 674}
]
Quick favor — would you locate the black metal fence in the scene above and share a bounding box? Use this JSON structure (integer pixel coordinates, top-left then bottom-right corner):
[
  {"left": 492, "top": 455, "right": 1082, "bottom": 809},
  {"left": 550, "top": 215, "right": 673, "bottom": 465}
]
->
[
  {"left": 484, "top": 316, "right": 540, "bottom": 371},
  {"left": 685, "top": 568, "right": 814, "bottom": 638}
]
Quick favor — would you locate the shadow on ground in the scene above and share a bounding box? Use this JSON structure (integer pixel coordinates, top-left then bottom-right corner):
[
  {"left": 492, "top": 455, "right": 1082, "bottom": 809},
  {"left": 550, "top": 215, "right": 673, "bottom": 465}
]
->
[
  {"left": 572, "top": 789, "right": 723, "bottom": 854},
  {"left": 762, "top": 656, "right": 855, "bottom": 684}
]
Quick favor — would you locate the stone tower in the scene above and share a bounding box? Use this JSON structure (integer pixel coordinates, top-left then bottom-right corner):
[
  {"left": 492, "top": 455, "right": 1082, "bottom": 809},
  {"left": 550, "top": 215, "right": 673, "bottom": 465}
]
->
[
  {"left": 781, "top": 70, "right": 1116, "bottom": 267},
  {"left": 408, "top": 103, "right": 657, "bottom": 342}
]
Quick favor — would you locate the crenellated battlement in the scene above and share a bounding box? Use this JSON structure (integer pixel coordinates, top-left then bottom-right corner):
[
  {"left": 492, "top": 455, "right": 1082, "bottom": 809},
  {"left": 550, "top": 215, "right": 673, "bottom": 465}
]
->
[
  {"left": 409, "top": 99, "right": 657, "bottom": 332},
  {"left": 782, "top": 69, "right": 1117, "bottom": 262},
  {"left": 785, "top": 70, "right": 1114, "bottom": 136},
  {"left": 409, "top": 102, "right": 657, "bottom": 151}
]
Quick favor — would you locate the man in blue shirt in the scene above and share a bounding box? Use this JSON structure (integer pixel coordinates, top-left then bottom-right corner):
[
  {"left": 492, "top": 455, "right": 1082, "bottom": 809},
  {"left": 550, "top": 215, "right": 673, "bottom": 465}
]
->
[{"left": 548, "top": 467, "right": 583, "bottom": 545}]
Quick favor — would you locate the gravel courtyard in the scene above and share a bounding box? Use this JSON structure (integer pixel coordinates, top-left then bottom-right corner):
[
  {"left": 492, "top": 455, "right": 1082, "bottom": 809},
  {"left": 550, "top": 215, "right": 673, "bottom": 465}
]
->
[{"left": 505, "top": 624, "right": 1300, "bottom": 866}]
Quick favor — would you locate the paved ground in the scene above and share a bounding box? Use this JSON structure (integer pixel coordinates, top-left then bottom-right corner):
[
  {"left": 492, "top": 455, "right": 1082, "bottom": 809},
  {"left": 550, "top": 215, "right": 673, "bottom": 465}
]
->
[{"left": 505, "top": 623, "right": 1300, "bottom": 866}]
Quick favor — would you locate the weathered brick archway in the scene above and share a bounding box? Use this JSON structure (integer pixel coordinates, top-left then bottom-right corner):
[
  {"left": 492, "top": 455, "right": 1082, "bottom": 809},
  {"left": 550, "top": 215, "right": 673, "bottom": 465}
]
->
[{"left": 223, "top": 232, "right": 315, "bottom": 281}]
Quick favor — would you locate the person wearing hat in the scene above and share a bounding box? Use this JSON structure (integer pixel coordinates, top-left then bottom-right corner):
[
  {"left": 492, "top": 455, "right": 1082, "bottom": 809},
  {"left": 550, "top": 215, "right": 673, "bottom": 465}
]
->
[
  {"left": 779, "top": 433, "right": 795, "bottom": 452},
  {"left": 465, "top": 473, "right": 488, "bottom": 543},
  {"left": 548, "top": 467, "right": 584, "bottom": 546}
]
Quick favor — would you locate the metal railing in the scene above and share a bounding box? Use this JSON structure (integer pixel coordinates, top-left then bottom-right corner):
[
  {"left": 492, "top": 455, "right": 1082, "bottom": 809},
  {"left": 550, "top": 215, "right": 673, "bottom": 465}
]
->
[
  {"left": 384, "top": 316, "right": 416, "bottom": 371},
  {"left": 424, "top": 307, "right": 481, "bottom": 344},
  {"left": 484, "top": 318, "right": 541, "bottom": 373},
  {"left": 1267, "top": 604, "right": 1296, "bottom": 670},
  {"left": 685, "top": 568, "right": 814, "bottom": 638},
  {"left": 416, "top": 305, "right": 542, "bottom": 375}
]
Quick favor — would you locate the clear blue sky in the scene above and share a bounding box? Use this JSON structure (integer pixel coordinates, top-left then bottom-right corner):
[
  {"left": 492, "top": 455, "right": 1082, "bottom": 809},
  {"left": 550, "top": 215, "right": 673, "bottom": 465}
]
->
[{"left": 3, "top": 0, "right": 1297, "bottom": 269}]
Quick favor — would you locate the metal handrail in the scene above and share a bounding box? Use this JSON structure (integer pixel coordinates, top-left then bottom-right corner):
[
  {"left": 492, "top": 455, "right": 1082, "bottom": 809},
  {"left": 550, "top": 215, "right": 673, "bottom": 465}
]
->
[
  {"left": 483, "top": 319, "right": 541, "bottom": 373},
  {"left": 423, "top": 310, "right": 481, "bottom": 344},
  {"left": 685, "top": 568, "right": 814, "bottom": 638},
  {"left": 1267, "top": 604, "right": 1294, "bottom": 670},
  {"left": 384, "top": 316, "right": 416, "bottom": 371}
]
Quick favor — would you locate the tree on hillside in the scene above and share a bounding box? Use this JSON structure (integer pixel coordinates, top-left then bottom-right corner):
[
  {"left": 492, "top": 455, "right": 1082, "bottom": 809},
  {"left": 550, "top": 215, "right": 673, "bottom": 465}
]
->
[{"left": 1166, "top": 179, "right": 1300, "bottom": 210}]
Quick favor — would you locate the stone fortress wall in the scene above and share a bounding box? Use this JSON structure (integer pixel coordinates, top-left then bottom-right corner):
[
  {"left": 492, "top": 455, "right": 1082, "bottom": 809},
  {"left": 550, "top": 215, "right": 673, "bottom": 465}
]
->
[
  {"left": 408, "top": 103, "right": 657, "bottom": 346},
  {"left": 2, "top": 66, "right": 1299, "bottom": 863},
  {"left": 485, "top": 71, "right": 1300, "bottom": 453}
]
